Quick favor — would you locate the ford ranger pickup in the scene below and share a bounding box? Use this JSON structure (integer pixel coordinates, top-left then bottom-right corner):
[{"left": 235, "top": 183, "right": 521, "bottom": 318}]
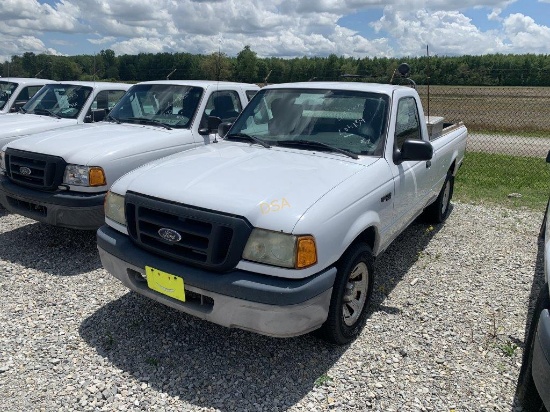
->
[{"left": 97, "top": 81, "right": 468, "bottom": 344}]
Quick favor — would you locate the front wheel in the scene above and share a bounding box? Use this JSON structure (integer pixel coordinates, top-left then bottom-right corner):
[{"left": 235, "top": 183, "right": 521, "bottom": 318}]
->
[
  {"left": 424, "top": 172, "right": 454, "bottom": 223},
  {"left": 316, "top": 243, "right": 374, "bottom": 345}
]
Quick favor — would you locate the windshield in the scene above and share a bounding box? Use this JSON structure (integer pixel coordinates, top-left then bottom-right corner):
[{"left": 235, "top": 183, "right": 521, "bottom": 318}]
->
[
  {"left": 22, "top": 84, "right": 92, "bottom": 119},
  {"left": 0, "top": 81, "right": 18, "bottom": 110},
  {"left": 108, "top": 84, "right": 203, "bottom": 129},
  {"left": 228, "top": 88, "right": 389, "bottom": 157}
]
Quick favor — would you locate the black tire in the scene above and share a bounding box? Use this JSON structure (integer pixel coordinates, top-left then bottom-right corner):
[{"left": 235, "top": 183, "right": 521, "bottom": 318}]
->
[
  {"left": 516, "top": 284, "right": 550, "bottom": 412},
  {"left": 316, "top": 243, "right": 374, "bottom": 345},
  {"left": 424, "top": 172, "right": 454, "bottom": 223},
  {"left": 540, "top": 200, "right": 549, "bottom": 239}
]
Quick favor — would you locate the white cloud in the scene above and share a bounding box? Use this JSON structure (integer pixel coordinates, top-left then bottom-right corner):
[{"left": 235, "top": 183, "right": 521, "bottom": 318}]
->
[
  {"left": 111, "top": 37, "right": 170, "bottom": 55},
  {"left": 0, "top": 34, "right": 61, "bottom": 62},
  {"left": 373, "top": 7, "right": 508, "bottom": 56},
  {"left": 86, "top": 0, "right": 392, "bottom": 57},
  {"left": 0, "top": 0, "right": 548, "bottom": 62},
  {"left": 502, "top": 13, "right": 550, "bottom": 52},
  {"left": 88, "top": 36, "right": 117, "bottom": 45},
  {"left": 0, "top": 0, "right": 82, "bottom": 33}
]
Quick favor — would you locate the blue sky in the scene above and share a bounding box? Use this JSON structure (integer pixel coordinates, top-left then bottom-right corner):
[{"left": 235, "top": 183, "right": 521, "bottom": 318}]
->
[{"left": 0, "top": 0, "right": 549, "bottom": 61}]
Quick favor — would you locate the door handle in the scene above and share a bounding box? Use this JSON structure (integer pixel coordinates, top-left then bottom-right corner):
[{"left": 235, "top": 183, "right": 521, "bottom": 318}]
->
[{"left": 426, "top": 160, "right": 432, "bottom": 168}]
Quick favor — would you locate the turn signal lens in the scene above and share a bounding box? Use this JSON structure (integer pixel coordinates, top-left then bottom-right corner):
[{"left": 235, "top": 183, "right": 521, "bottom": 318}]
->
[
  {"left": 89, "top": 167, "right": 106, "bottom": 186},
  {"left": 296, "top": 236, "right": 317, "bottom": 268}
]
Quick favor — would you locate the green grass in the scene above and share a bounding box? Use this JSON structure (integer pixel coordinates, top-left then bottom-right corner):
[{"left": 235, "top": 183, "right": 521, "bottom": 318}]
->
[
  {"left": 314, "top": 373, "right": 333, "bottom": 387},
  {"left": 454, "top": 151, "right": 549, "bottom": 210},
  {"left": 471, "top": 130, "right": 550, "bottom": 139},
  {"left": 499, "top": 341, "right": 519, "bottom": 357}
]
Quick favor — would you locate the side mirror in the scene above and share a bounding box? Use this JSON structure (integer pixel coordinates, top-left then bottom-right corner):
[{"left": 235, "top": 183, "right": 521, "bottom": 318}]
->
[
  {"left": 91, "top": 108, "right": 107, "bottom": 122},
  {"left": 10, "top": 101, "right": 26, "bottom": 113},
  {"left": 394, "top": 139, "right": 433, "bottom": 165},
  {"left": 397, "top": 63, "right": 411, "bottom": 78},
  {"left": 85, "top": 109, "right": 107, "bottom": 123},
  {"left": 218, "top": 122, "right": 232, "bottom": 138},
  {"left": 546, "top": 150, "right": 550, "bottom": 163},
  {"left": 198, "top": 116, "right": 222, "bottom": 136}
]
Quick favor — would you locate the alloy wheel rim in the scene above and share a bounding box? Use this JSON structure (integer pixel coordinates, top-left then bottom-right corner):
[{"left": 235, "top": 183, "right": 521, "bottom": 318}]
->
[
  {"left": 342, "top": 261, "right": 369, "bottom": 326},
  {"left": 441, "top": 180, "right": 451, "bottom": 215}
]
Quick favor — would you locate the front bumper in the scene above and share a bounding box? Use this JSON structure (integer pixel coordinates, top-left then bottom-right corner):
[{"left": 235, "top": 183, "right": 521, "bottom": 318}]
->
[
  {"left": 0, "top": 174, "right": 105, "bottom": 230},
  {"left": 532, "top": 307, "right": 550, "bottom": 408},
  {"left": 97, "top": 225, "right": 337, "bottom": 338}
]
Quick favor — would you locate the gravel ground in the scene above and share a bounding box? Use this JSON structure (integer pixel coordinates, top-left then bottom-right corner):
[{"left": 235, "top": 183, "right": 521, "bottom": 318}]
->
[{"left": 0, "top": 201, "right": 545, "bottom": 412}]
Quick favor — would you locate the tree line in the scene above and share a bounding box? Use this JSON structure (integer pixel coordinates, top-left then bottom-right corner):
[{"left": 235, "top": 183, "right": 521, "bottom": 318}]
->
[{"left": 2, "top": 46, "right": 550, "bottom": 87}]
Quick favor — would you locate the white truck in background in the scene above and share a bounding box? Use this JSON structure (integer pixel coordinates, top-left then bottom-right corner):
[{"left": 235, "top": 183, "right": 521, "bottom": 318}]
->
[
  {"left": 0, "top": 81, "right": 260, "bottom": 229},
  {"left": 0, "top": 81, "right": 130, "bottom": 148},
  {"left": 97, "top": 79, "right": 468, "bottom": 344},
  {"left": 0, "top": 77, "right": 56, "bottom": 114}
]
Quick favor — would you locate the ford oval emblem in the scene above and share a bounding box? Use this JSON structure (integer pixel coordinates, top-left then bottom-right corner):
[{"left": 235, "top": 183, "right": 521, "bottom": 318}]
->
[
  {"left": 158, "top": 228, "right": 182, "bottom": 243},
  {"left": 19, "top": 166, "right": 32, "bottom": 176}
]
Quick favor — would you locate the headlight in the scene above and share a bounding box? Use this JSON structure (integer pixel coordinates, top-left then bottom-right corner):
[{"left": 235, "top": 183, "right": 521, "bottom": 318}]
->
[
  {"left": 104, "top": 191, "right": 126, "bottom": 226},
  {"left": 63, "top": 165, "right": 106, "bottom": 187},
  {"left": 0, "top": 150, "right": 5, "bottom": 171},
  {"left": 242, "top": 229, "right": 317, "bottom": 269}
]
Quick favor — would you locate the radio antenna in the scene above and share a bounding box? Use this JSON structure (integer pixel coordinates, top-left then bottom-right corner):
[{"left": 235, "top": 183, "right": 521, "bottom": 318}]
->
[
  {"left": 212, "top": 33, "right": 223, "bottom": 143},
  {"left": 426, "top": 44, "right": 430, "bottom": 120},
  {"left": 216, "top": 34, "right": 222, "bottom": 82},
  {"left": 263, "top": 70, "right": 272, "bottom": 87},
  {"left": 166, "top": 68, "right": 177, "bottom": 80}
]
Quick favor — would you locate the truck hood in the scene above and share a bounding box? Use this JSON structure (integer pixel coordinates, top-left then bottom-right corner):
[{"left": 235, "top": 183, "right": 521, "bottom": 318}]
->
[
  {"left": 116, "top": 143, "right": 375, "bottom": 233},
  {"left": 0, "top": 113, "right": 75, "bottom": 143},
  {"left": 6, "top": 122, "right": 179, "bottom": 165}
]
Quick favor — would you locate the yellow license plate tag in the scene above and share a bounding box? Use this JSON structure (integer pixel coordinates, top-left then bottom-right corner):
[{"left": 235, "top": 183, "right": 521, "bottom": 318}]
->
[{"left": 145, "top": 266, "right": 185, "bottom": 302}]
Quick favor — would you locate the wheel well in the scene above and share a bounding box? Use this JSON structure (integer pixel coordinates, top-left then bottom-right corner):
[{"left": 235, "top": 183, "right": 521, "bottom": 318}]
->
[
  {"left": 354, "top": 226, "right": 376, "bottom": 253},
  {"left": 449, "top": 160, "right": 456, "bottom": 176}
]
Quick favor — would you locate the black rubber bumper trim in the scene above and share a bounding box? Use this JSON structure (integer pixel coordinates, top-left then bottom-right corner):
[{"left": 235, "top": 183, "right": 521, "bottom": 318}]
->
[
  {"left": 97, "top": 224, "right": 336, "bottom": 306},
  {"left": 0, "top": 174, "right": 106, "bottom": 207}
]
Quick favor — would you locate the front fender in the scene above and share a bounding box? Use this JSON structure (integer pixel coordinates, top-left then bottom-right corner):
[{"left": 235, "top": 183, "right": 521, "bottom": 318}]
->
[{"left": 340, "top": 210, "right": 381, "bottom": 257}]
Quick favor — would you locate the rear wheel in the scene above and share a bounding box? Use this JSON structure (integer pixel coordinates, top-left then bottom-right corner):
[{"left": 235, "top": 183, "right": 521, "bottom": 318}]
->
[
  {"left": 316, "top": 243, "right": 374, "bottom": 345},
  {"left": 424, "top": 172, "right": 454, "bottom": 223},
  {"left": 516, "top": 285, "right": 549, "bottom": 411},
  {"left": 540, "top": 200, "right": 548, "bottom": 238}
]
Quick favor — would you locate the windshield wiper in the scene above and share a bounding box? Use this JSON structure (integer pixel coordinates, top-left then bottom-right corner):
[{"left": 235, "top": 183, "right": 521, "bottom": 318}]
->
[
  {"left": 125, "top": 117, "right": 172, "bottom": 130},
  {"left": 277, "top": 139, "right": 358, "bottom": 159},
  {"left": 225, "top": 133, "right": 271, "bottom": 148},
  {"left": 19, "top": 107, "right": 27, "bottom": 114},
  {"left": 33, "top": 108, "right": 61, "bottom": 119}
]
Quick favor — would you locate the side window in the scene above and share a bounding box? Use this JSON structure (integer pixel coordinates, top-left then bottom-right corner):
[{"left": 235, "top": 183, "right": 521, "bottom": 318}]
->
[
  {"left": 394, "top": 97, "right": 421, "bottom": 151},
  {"left": 245, "top": 90, "right": 257, "bottom": 101},
  {"left": 16, "top": 86, "right": 42, "bottom": 102},
  {"left": 91, "top": 90, "right": 127, "bottom": 111},
  {"left": 203, "top": 90, "right": 242, "bottom": 123},
  {"left": 27, "top": 86, "right": 43, "bottom": 99}
]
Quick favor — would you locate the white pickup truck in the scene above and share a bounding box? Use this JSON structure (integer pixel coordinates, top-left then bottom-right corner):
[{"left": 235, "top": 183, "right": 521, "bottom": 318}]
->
[
  {"left": 0, "top": 81, "right": 259, "bottom": 229},
  {"left": 0, "top": 80, "right": 130, "bottom": 148},
  {"left": 97, "top": 81, "right": 468, "bottom": 344},
  {"left": 0, "top": 77, "right": 56, "bottom": 114}
]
